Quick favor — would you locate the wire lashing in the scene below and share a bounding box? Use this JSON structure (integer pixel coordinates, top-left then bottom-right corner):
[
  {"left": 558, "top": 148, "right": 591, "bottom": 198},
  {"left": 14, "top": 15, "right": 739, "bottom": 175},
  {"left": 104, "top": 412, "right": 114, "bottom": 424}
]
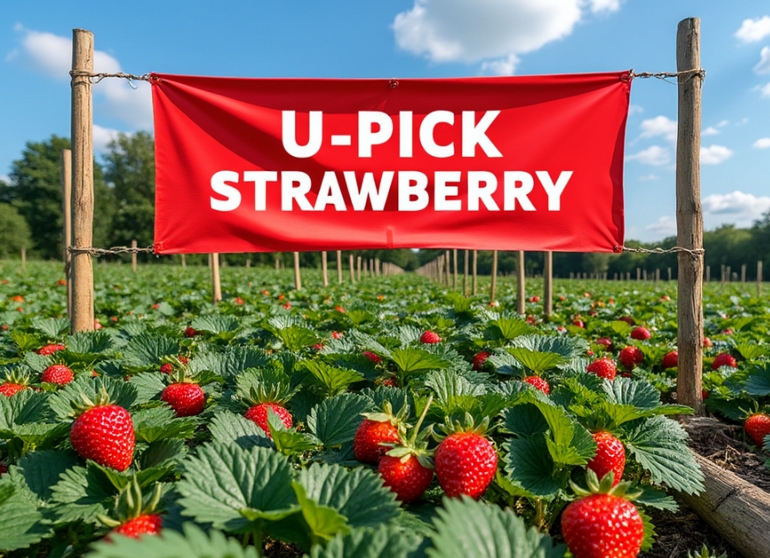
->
[
  {"left": 68, "top": 245, "right": 155, "bottom": 257},
  {"left": 69, "top": 71, "right": 156, "bottom": 89},
  {"left": 630, "top": 68, "right": 705, "bottom": 85},
  {"left": 622, "top": 246, "right": 704, "bottom": 257}
]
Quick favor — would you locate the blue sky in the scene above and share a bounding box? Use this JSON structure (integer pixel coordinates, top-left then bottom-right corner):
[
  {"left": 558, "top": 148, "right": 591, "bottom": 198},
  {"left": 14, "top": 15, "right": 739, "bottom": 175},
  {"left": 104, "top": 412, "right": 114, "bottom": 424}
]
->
[{"left": 2, "top": 0, "right": 769, "bottom": 243}]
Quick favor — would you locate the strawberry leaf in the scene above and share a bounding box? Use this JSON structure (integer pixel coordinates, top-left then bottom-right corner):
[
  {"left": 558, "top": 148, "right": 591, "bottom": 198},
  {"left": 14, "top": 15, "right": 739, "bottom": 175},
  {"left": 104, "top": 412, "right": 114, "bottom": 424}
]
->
[
  {"left": 302, "top": 361, "right": 364, "bottom": 397},
  {"left": 85, "top": 523, "right": 262, "bottom": 558},
  {"left": 506, "top": 348, "right": 565, "bottom": 375},
  {"left": 189, "top": 348, "right": 271, "bottom": 382},
  {"left": 309, "top": 525, "right": 421, "bottom": 558},
  {"left": 427, "top": 496, "right": 565, "bottom": 558},
  {"left": 48, "top": 376, "right": 137, "bottom": 421},
  {"left": 16, "top": 449, "right": 80, "bottom": 502},
  {"left": 391, "top": 349, "right": 449, "bottom": 375},
  {"left": 292, "top": 481, "right": 351, "bottom": 545},
  {"left": 31, "top": 317, "right": 69, "bottom": 339},
  {"left": 0, "top": 478, "right": 51, "bottom": 551},
  {"left": 209, "top": 410, "right": 271, "bottom": 450},
  {"left": 122, "top": 333, "right": 180, "bottom": 367},
  {"left": 128, "top": 373, "right": 167, "bottom": 405},
  {"left": 176, "top": 442, "right": 297, "bottom": 532},
  {"left": 191, "top": 315, "right": 241, "bottom": 335},
  {"left": 132, "top": 406, "right": 197, "bottom": 443},
  {"left": 484, "top": 314, "right": 535, "bottom": 342},
  {"left": 49, "top": 463, "right": 119, "bottom": 524},
  {"left": 66, "top": 330, "right": 115, "bottom": 356},
  {"left": 139, "top": 439, "right": 188, "bottom": 471},
  {"left": 503, "top": 436, "right": 560, "bottom": 498},
  {"left": 307, "top": 393, "right": 373, "bottom": 447}
]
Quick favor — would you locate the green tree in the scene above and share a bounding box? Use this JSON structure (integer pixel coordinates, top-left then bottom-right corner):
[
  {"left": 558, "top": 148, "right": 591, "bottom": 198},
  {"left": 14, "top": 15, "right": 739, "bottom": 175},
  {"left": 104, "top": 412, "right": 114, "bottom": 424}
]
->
[
  {"left": 0, "top": 203, "right": 32, "bottom": 258},
  {"left": 3, "top": 135, "right": 113, "bottom": 259},
  {"left": 103, "top": 132, "right": 155, "bottom": 250}
]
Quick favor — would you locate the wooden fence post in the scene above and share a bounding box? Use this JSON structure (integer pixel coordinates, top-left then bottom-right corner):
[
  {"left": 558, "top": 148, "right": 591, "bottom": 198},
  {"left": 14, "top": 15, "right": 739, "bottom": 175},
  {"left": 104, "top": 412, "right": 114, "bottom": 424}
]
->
[
  {"left": 452, "top": 249, "right": 458, "bottom": 290},
  {"left": 181, "top": 254, "right": 186, "bottom": 268},
  {"left": 293, "top": 252, "right": 302, "bottom": 290},
  {"left": 463, "top": 249, "right": 469, "bottom": 296},
  {"left": 516, "top": 251, "right": 525, "bottom": 315},
  {"left": 321, "top": 251, "right": 328, "bottom": 287},
  {"left": 131, "top": 239, "right": 138, "bottom": 272},
  {"left": 349, "top": 254, "right": 355, "bottom": 283},
  {"left": 61, "top": 149, "right": 72, "bottom": 316},
  {"left": 210, "top": 253, "right": 222, "bottom": 303},
  {"left": 741, "top": 264, "right": 746, "bottom": 284},
  {"left": 758, "top": 261, "right": 763, "bottom": 297},
  {"left": 675, "top": 17, "right": 704, "bottom": 414},
  {"left": 70, "top": 29, "right": 95, "bottom": 333},
  {"left": 357, "top": 256, "right": 362, "bottom": 281},
  {"left": 490, "top": 250, "right": 498, "bottom": 303},
  {"left": 472, "top": 250, "right": 478, "bottom": 295},
  {"left": 337, "top": 250, "right": 343, "bottom": 283},
  {"left": 544, "top": 251, "right": 553, "bottom": 320}
]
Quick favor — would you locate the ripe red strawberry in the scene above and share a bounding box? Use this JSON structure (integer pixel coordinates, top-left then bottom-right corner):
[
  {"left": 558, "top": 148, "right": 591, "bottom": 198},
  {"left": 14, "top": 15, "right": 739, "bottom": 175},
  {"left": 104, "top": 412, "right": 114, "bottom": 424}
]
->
[
  {"left": 661, "top": 351, "right": 678, "bottom": 369},
  {"left": 587, "top": 431, "right": 625, "bottom": 487},
  {"left": 36, "top": 343, "right": 66, "bottom": 356},
  {"left": 630, "top": 326, "right": 651, "bottom": 340},
  {"left": 744, "top": 412, "right": 770, "bottom": 446},
  {"left": 381, "top": 377, "right": 399, "bottom": 388},
  {"left": 618, "top": 316, "right": 635, "bottom": 326},
  {"left": 712, "top": 353, "right": 737, "bottom": 370},
  {"left": 363, "top": 351, "right": 382, "bottom": 364},
  {"left": 472, "top": 351, "right": 490, "bottom": 371},
  {"left": 434, "top": 418, "right": 497, "bottom": 499},
  {"left": 244, "top": 403, "right": 292, "bottom": 437},
  {"left": 109, "top": 514, "right": 163, "bottom": 539},
  {"left": 159, "top": 363, "right": 173, "bottom": 374},
  {"left": 71, "top": 404, "right": 135, "bottom": 471},
  {"left": 0, "top": 382, "right": 27, "bottom": 397},
  {"left": 529, "top": 296, "right": 541, "bottom": 303},
  {"left": 379, "top": 453, "right": 433, "bottom": 503},
  {"left": 41, "top": 364, "right": 74, "bottom": 385},
  {"left": 354, "top": 403, "right": 405, "bottom": 465},
  {"left": 420, "top": 330, "right": 441, "bottom": 344},
  {"left": 0, "top": 463, "right": 7, "bottom": 476},
  {"left": 618, "top": 346, "right": 644, "bottom": 370},
  {"left": 572, "top": 319, "right": 585, "bottom": 328},
  {"left": 586, "top": 358, "right": 617, "bottom": 381},
  {"left": 703, "top": 337, "right": 713, "bottom": 348},
  {"left": 334, "top": 305, "right": 346, "bottom": 313},
  {"left": 332, "top": 331, "right": 343, "bottom": 339},
  {"left": 162, "top": 383, "right": 205, "bottom": 417},
  {"left": 561, "top": 474, "right": 644, "bottom": 558},
  {"left": 183, "top": 326, "right": 197, "bottom": 338},
  {"left": 524, "top": 375, "right": 550, "bottom": 395}
]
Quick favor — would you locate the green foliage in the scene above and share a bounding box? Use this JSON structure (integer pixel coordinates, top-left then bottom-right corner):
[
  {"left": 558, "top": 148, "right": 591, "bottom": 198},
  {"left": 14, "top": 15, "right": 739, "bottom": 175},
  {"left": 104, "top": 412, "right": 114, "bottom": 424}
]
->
[{"left": 0, "top": 203, "right": 32, "bottom": 258}]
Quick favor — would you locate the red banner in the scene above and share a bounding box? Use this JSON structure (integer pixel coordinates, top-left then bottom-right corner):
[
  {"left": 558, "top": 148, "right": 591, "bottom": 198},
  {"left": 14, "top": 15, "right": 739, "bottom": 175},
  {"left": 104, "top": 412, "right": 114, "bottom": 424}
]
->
[{"left": 151, "top": 72, "right": 630, "bottom": 254}]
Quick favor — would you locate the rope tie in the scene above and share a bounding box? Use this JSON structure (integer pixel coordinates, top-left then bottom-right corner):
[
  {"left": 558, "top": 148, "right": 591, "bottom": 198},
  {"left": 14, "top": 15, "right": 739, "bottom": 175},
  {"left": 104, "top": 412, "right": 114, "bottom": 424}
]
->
[
  {"left": 68, "top": 245, "right": 155, "bottom": 257},
  {"left": 622, "top": 246, "right": 704, "bottom": 257},
  {"left": 630, "top": 68, "right": 705, "bottom": 85},
  {"left": 69, "top": 71, "right": 157, "bottom": 89}
]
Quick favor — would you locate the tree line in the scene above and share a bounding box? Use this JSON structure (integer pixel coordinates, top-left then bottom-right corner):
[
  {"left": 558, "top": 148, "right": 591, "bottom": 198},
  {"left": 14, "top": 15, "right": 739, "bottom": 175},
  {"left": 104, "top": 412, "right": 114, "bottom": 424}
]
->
[{"left": 1, "top": 133, "right": 768, "bottom": 279}]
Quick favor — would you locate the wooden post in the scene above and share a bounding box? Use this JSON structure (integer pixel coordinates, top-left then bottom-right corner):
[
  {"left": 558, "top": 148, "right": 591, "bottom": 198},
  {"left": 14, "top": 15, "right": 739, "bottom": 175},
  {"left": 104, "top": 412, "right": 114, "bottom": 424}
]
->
[
  {"left": 211, "top": 253, "right": 222, "bottom": 303},
  {"left": 181, "top": 254, "right": 186, "bottom": 269},
  {"left": 516, "top": 251, "right": 525, "bottom": 315},
  {"left": 452, "top": 249, "right": 458, "bottom": 290},
  {"left": 293, "top": 252, "right": 302, "bottom": 290},
  {"left": 349, "top": 253, "right": 355, "bottom": 283},
  {"left": 275, "top": 256, "right": 280, "bottom": 270},
  {"left": 444, "top": 250, "right": 451, "bottom": 287},
  {"left": 357, "top": 256, "right": 362, "bottom": 281},
  {"left": 321, "top": 251, "right": 328, "bottom": 287},
  {"left": 472, "top": 250, "right": 478, "bottom": 295},
  {"left": 245, "top": 258, "right": 251, "bottom": 268},
  {"left": 463, "top": 249, "right": 469, "bottom": 296},
  {"left": 705, "top": 265, "right": 710, "bottom": 283},
  {"left": 667, "top": 267, "right": 672, "bottom": 281},
  {"left": 490, "top": 250, "right": 498, "bottom": 303},
  {"left": 726, "top": 266, "right": 731, "bottom": 282},
  {"left": 131, "top": 239, "right": 138, "bottom": 272},
  {"left": 758, "top": 261, "right": 763, "bottom": 296},
  {"left": 375, "top": 258, "right": 381, "bottom": 277},
  {"left": 544, "top": 251, "right": 553, "bottom": 320},
  {"left": 741, "top": 264, "right": 746, "bottom": 284},
  {"left": 61, "top": 148, "right": 72, "bottom": 316},
  {"left": 675, "top": 17, "right": 704, "bottom": 414},
  {"left": 20, "top": 246, "right": 26, "bottom": 273},
  {"left": 336, "top": 250, "right": 343, "bottom": 283},
  {"left": 70, "top": 29, "right": 95, "bottom": 333},
  {"left": 655, "top": 269, "right": 660, "bottom": 283}
]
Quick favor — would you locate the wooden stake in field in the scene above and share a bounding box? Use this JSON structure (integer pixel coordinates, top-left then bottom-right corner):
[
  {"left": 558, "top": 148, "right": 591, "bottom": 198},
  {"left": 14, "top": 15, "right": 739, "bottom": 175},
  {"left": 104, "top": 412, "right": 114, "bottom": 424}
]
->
[
  {"left": 293, "top": 252, "right": 302, "bottom": 290},
  {"left": 357, "top": 256, "right": 362, "bottom": 281},
  {"left": 70, "top": 29, "right": 95, "bottom": 333},
  {"left": 131, "top": 239, "right": 138, "bottom": 272},
  {"left": 675, "top": 17, "right": 705, "bottom": 414},
  {"left": 516, "top": 251, "right": 525, "bottom": 315},
  {"left": 452, "top": 249, "right": 458, "bottom": 290},
  {"left": 321, "top": 251, "right": 328, "bottom": 287},
  {"left": 472, "top": 250, "right": 478, "bottom": 295},
  {"left": 463, "top": 249, "right": 469, "bottom": 296},
  {"left": 181, "top": 254, "right": 186, "bottom": 269},
  {"left": 337, "top": 251, "right": 343, "bottom": 283},
  {"left": 543, "top": 251, "right": 553, "bottom": 320},
  {"left": 490, "top": 250, "right": 498, "bottom": 303},
  {"left": 211, "top": 253, "right": 222, "bottom": 303},
  {"left": 758, "top": 261, "right": 763, "bottom": 296},
  {"left": 349, "top": 253, "right": 355, "bottom": 283},
  {"left": 61, "top": 148, "right": 73, "bottom": 316}
]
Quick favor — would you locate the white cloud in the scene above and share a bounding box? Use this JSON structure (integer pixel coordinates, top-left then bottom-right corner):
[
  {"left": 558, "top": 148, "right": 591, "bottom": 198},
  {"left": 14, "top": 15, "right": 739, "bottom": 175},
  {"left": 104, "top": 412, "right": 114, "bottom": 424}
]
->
[
  {"left": 762, "top": 82, "right": 770, "bottom": 98},
  {"left": 628, "top": 105, "right": 643, "bottom": 115},
  {"left": 639, "top": 116, "right": 677, "bottom": 142},
  {"left": 627, "top": 145, "right": 670, "bottom": 166},
  {"left": 93, "top": 125, "right": 123, "bottom": 153},
  {"left": 393, "top": 0, "right": 618, "bottom": 72},
  {"left": 639, "top": 174, "right": 659, "bottom": 181},
  {"left": 717, "top": 120, "right": 729, "bottom": 128},
  {"left": 755, "top": 46, "right": 770, "bottom": 74},
  {"left": 702, "top": 126, "right": 720, "bottom": 136},
  {"left": 9, "top": 26, "right": 152, "bottom": 130},
  {"left": 480, "top": 54, "right": 520, "bottom": 75},
  {"left": 753, "top": 138, "right": 770, "bottom": 149},
  {"left": 735, "top": 16, "right": 770, "bottom": 43},
  {"left": 702, "top": 191, "right": 770, "bottom": 228},
  {"left": 700, "top": 145, "right": 733, "bottom": 165},
  {"left": 646, "top": 215, "right": 676, "bottom": 237}
]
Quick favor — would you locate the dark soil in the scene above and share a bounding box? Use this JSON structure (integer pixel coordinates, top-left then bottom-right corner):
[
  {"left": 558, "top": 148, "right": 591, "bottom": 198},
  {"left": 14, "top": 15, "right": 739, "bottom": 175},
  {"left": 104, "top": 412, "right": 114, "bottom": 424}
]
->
[{"left": 639, "top": 417, "right": 770, "bottom": 558}]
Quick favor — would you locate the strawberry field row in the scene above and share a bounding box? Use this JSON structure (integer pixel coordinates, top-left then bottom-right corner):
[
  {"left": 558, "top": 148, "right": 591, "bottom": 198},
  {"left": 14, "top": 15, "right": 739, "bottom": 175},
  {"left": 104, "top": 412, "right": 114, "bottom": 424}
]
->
[{"left": 0, "top": 261, "right": 768, "bottom": 557}]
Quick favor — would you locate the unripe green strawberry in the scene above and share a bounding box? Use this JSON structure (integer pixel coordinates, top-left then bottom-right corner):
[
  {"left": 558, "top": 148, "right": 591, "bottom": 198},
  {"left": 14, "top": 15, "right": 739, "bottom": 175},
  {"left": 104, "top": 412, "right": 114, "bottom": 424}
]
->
[
  {"left": 586, "top": 357, "right": 617, "bottom": 380},
  {"left": 434, "top": 429, "right": 497, "bottom": 499},
  {"left": 109, "top": 514, "right": 163, "bottom": 539},
  {"left": 42, "top": 364, "right": 74, "bottom": 385},
  {"left": 561, "top": 492, "right": 644, "bottom": 558},
  {"left": 244, "top": 403, "right": 292, "bottom": 437},
  {"left": 378, "top": 453, "right": 433, "bottom": 503},
  {"left": 70, "top": 405, "right": 135, "bottom": 471},
  {"left": 744, "top": 412, "right": 770, "bottom": 446},
  {"left": 354, "top": 418, "right": 401, "bottom": 465},
  {"left": 161, "top": 383, "right": 205, "bottom": 417},
  {"left": 587, "top": 431, "right": 625, "bottom": 487}
]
